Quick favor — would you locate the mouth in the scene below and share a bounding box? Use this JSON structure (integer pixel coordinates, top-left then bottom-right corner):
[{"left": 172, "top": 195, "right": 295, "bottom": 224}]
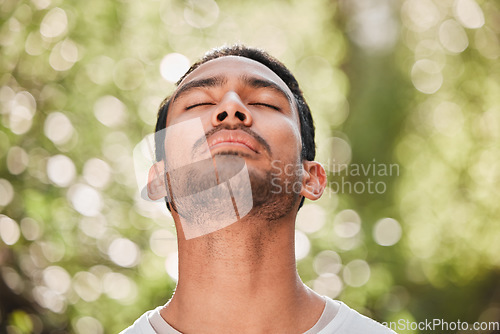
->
[{"left": 207, "top": 130, "right": 259, "bottom": 154}]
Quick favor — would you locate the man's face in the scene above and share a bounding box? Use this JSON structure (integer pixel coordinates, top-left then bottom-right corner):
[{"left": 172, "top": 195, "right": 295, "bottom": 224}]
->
[
  {"left": 158, "top": 56, "right": 305, "bottom": 234},
  {"left": 166, "top": 56, "right": 302, "bottom": 174}
]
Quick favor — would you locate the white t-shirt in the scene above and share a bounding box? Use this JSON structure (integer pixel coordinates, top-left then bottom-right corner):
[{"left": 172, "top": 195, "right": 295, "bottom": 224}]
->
[{"left": 120, "top": 297, "right": 397, "bottom": 334}]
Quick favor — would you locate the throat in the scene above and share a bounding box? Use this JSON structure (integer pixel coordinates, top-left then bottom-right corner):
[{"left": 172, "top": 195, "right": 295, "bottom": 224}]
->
[
  {"left": 163, "top": 213, "right": 326, "bottom": 333},
  {"left": 176, "top": 214, "right": 299, "bottom": 299}
]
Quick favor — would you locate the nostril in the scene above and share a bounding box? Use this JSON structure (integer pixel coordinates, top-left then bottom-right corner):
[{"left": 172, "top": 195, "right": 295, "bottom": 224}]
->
[
  {"left": 217, "top": 111, "right": 228, "bottom": 122},
  {"left": 235, "top": 111, "right": 246, "bottom": 122}
]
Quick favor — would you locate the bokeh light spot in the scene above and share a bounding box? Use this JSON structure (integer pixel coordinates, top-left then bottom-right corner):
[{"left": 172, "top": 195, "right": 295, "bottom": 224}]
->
[
  {"left": 9, "top": 104, "right": 34, "bottom": 135},
  {"left": 25, "top": 31, "right": 46, "bottom": 56},
  {"left": 160, "top": 53, "right": 190, "bottom": 83},
  {"left": 165, "top": 252, "right": 179, "bottom": 282},
  {"left": 39, "top": 240, "right": 65, "bottom": 263},
  {"left": 47, "top": 154, "right": 76, "bottom": 187},
  {"left": 43, "top": 266, "right": 71, "bottom": 294},
  {"left": 295, "top": 229, "right": 311, "bottom": 261},
  {"left": 20, "top": 217, "right": 42, "bottom": 241},
  {"left": 345, "top": 0, "right": 398, "bottom": 53},
  {"left": 33, "top": 285, "right": 66, "bottom": 313},
  {"left": 333, "top": 209, "right": 361, "bottom": 238},
  {"left": 296, "top": 204, "right": 326, "bottom": 234},
  {"left": 79, "top": 215, "right": 107, "bottom": 239},
  {"left": 93, "top": 95, "right": 127, "bottom": 127},
  {"left": 7, "top": 146, "right": 28, "bottom": 175},
  {"left": 313, "top": 273, "right": 343, "bottom": 299},
  {"left": 72, "top": 271, "right": 101, "bottom": 302},
  {"left": 40, "top": 7, "right": 68, "bottom": 39},
  {"left": 474, "top": 27, "right": 500, "bottom": 60},
  {"left": 401, "top": 0, "right": 441, "bottom": 32},
  {"left": 328, "top": 137, "right": 352, "bottom": 173},
  {"left": 108, "top": 238, "right": 140, "bottom": 268},
  {"left": 296, "top": 56, "right": 334, "bottom": 92},
  {"left": 439, "top": 19, "right": 469, "bottom": 53},
  {"left": 49, "top": 39, "right": 79, "bottom": 71},
  {"left": 68, "top": 184, "right": 102, "bottom": 217},
  {"left": 0, "top": 215, "right": 20, "bottom": 245},
  {"left": 454, "top": 0, "right": 485, "bottom": 29},
  {"left": 44, "top": 112, "right": 74, "bottom": 145},
  {"left": 74, "top": 316, "right": 104, "bottom": 334},
  {"left": 343, "top": 259, "right": 371, "bottom": 287},
  {"left": 373, "top": 218, "right": 402, "bottom": 246},
  {"left": 1, "top": 267, "right": 23, "bottom": 294},
  {"left": 83, "top": 158, "right": 111, "bottom": 189},
  {"left": 31, "top": 0, "right": 51, "bottom": 10},
  {"left": 102, "top": 272, "right": 137, "bottom": 302},
  {"left": 411, "top": 59, "right": 443, "bottom": 94},
  {"left": 0, "top": 179, "right": 14, "bottom": 206},
  {"left": 313, "top": 250, "right": 342, "bottom": 275},
  {"left": 150, "top": 229, "right": 177, "bottom": 257}
]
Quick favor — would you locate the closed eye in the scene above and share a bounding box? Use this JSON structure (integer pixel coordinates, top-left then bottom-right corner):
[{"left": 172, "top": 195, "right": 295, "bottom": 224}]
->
[
  {"left": 249, "top": 103, "right": 280, "bottom": 111},
  {"left": 185, "top": 102, "right": 215, "bottom": 110}
]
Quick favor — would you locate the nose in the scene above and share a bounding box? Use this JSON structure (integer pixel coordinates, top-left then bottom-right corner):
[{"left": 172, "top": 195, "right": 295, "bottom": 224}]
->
[{"left": 211, "top": 92, "right": 253, "bottom": 128}]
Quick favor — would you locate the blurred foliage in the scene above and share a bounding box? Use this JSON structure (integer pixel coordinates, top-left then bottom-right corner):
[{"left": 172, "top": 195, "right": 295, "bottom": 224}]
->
[{"left": 1, "top": 0, "right": 499, "bottom": 333}]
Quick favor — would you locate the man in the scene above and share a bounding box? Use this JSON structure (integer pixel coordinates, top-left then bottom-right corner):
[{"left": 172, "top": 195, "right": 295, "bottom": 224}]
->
[{"left": 122, "top": 45, "right": 396, "bottom": 333}]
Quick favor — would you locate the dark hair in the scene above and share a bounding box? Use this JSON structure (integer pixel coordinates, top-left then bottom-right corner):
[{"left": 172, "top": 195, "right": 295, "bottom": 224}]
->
[{"left": 154, "top": 45, "right": 316, "bottom": 209}]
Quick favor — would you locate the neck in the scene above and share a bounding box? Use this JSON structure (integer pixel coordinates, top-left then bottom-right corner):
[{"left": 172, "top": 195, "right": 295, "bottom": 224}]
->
[{"left": 161, "top": 212, "right": 325, "bottom": 334}]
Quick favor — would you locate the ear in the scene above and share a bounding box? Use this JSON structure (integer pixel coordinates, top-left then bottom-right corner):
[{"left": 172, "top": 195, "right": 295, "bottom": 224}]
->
[
  {"left": 300, "top": 161, "right": 327, "bottom": 201},
  {"left": 147, "top": 161, "right": 168, "bottom": 200}
]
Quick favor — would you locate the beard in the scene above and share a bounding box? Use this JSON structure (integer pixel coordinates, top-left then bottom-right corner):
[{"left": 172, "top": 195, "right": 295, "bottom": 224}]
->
[
  {"left": 165, "top": 152, "right": 302, "bottom": 238},
  {"left": 245, "top": 159, "right": 302, "bottom": 221}
]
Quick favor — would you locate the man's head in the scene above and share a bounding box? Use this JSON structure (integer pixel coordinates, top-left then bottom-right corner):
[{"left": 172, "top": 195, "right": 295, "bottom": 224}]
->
[
  {"left": 155, "top": 45, "right": 316, "bottom": 164},
  {"left": 149, "top": 45, "right": 326, "bottom": 222}
]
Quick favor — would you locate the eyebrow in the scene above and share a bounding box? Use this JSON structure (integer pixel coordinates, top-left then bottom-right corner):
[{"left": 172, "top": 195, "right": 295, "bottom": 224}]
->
[
  {"left": 172, "top": 76, "right": 227, "bottom": 103},
  {"left": 172, "top": 74, "right": 293, "bottom": 106},
  {"left": 240, "top": 74, "right": 293, "bottom": 105}
]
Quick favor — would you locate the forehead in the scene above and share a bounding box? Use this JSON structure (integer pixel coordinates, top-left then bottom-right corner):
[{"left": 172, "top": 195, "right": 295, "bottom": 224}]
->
[{"left": 177, "top": 56, "right": 294, "bottom": 97}]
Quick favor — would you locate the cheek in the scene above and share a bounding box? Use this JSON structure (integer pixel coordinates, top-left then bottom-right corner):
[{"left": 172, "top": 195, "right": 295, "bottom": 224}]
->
[
  {"left": 259, "top": 116, "right": 302, "bottom": 160},
  {"left": 162, "top": 117, "right": 212, "bottom": 170}
]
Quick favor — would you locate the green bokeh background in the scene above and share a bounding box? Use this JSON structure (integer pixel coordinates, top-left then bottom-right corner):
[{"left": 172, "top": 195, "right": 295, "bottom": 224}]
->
[{"left": 1, "top": 0, "right": 500, "bottom": 333}]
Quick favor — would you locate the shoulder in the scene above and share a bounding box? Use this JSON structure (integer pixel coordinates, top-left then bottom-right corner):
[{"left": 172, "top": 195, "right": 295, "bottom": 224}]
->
[
  {"left": 119, "top": 307, "right": 160, "bottom": 334},
  {"left": 319, "top": 298, "right": 398, "bottom": 334}
]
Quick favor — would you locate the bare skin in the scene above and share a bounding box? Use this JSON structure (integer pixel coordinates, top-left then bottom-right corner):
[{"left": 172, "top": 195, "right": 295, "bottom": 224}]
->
[{"left": 148, "top": 56, "right": 337, "bottom": 333}]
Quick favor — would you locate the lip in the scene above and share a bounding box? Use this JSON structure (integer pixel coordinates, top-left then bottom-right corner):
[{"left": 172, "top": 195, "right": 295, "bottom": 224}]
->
[{"left": 207, "top": 130, "right": 259, "bottom": 154}]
